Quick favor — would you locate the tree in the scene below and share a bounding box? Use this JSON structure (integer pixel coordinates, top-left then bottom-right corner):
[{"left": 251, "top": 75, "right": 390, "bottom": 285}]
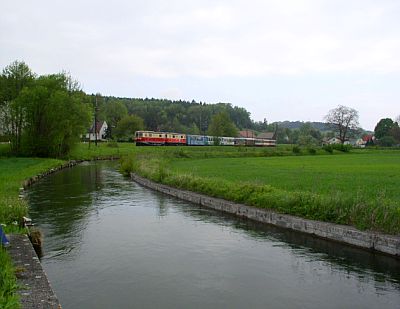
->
[
  {"left": 207, "top": 112, "right": 238, "bottom": 137},
  {"left": 374, "top": 118, "right": 396, "bottom": 139},
  {"left": 324, "top": 105, "right": 359, "bottom": 144},
  {"left": 389, "top": 126, "right": 400, "bottom": 143},
  {"left": 101, "top": 99, "right": 128, "bottom": 138},
  {"left": 17, "top": 73, "right": 91, "bottom": 157},
  {"left": 0, "top": 61, "right": 35, "bottom": 153},
  {"left": 114, "top": 115, "right": 144, "bottom": 141},
  {"left": 378, "top": 135, "right": 396, "bottom": 147}
]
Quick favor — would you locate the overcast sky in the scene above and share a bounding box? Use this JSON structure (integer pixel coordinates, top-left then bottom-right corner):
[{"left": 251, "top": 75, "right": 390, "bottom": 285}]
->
[{"left": 1, "top": 0, "right": 399, "bottom": 130}]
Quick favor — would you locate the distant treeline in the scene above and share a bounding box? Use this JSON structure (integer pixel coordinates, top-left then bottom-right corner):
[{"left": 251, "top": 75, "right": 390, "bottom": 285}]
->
[
  {"left": 95, "top": 96, "right": 372, "bottom": 145},
  {"left": 97, "top": 96, "right": 257, "bottom": 135}
]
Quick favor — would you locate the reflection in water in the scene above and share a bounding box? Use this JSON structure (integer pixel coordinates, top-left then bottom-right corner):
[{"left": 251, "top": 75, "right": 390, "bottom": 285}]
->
[{"left": 27, "top": 161, "right": 400, "bottom": 309}]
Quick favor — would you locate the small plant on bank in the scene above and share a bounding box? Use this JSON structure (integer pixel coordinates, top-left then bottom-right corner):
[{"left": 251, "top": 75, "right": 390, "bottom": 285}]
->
[{"left": 0, "top": 247, "right": 20, "bottom": 309}]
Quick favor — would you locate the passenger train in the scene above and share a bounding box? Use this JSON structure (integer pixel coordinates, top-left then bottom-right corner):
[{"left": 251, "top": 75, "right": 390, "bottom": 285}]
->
[{"left": 134, "top": 131, "right": 276, "bottom": 147}]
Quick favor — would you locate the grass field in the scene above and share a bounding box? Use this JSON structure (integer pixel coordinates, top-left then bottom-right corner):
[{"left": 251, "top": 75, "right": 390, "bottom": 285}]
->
[
  {"left": 124, "top": 148, "right": 400, "bottom": 234},
  {"left": 170, "top": 153, "right": 400, "bottom": 202}
]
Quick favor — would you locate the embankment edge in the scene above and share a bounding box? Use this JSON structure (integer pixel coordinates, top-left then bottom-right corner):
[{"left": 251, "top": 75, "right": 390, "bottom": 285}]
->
[{"left": 131, "top": 173, "right": 400, "bottom": 258}]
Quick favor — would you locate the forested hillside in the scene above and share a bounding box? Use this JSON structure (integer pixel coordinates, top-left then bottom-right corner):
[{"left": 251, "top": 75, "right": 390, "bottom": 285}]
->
[
  {"left": 98, "top": 96, "right": 254, "bottom": 134},
  {"left": 276, "top": 121, "right": 330, "bottom": 131}
]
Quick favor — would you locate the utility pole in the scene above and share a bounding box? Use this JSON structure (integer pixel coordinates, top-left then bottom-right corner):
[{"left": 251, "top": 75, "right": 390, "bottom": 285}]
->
[{"left": 94, "top": 93, "right": 99, "bottom": 147}]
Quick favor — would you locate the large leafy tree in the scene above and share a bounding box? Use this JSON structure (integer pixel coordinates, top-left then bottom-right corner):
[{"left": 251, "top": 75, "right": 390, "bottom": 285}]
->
[
  {"left": 101, "top": 99, "right": 128, "bottom": 138},
  {"left": 15, "top": 73, "right": 91, "bottom": 157},
  {"left": 324, "top": 105, "right": 359, "bottom": 144},
  {"left": 207, "top": 112, "right": 238, "bottom": 137},
  {"left": 374, "top": 118, "right": 397, "bottom": 139},
  {"left": 0, "top": 61, "right": 35, "bottom": 153},
  {"left": 114, "top": 114, "right": 144, "bottom": 141}
]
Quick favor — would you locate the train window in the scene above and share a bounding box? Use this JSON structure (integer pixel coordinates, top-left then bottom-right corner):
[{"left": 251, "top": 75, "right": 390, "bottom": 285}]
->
[{"left": 159, "top": 134, "right": 162, "bottom": 137}]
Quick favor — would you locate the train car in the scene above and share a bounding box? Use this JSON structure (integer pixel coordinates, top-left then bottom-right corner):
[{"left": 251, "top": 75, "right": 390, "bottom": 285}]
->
[
  {"left": 165, "top": 133, "right": 186, "bottom": 146},
  {"left": 255, "top": 138, "right": 276, "bottom": 147},
  {"left": 186, "top": 135, "right": 207, "bottom": 146},
  {"left": 206, "top": 136, "right": 216, "bottom": 146},
  {"left": 220, "top": 137, "right": 235, "bottom": 146},
  {"left": 234, "top": 137, "right": 256, "bottom": 146},
  {"left": 135, "top": 131, "right": 166, "bottom": 146},
  {"left": 234, "top": 137, "right": 249, "bottom": 146}
]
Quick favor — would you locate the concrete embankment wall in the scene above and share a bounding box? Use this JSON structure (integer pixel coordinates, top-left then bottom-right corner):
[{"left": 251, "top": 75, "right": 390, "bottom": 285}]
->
[
  {"left": 131, "top": 173, "right": 400, "bottom": 258},
  {"left": 7, "top": 235, "right": 60, "bottom": 309}
]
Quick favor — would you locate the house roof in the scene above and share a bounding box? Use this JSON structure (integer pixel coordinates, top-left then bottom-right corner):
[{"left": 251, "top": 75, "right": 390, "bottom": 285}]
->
[
  {"left": 257, "top": 132, "right": 275, "bottom": 139},
  {"left": 238, "top": 130, "right": 256, "bottom": 138},
  {"left": 89, "top": 121, "right": 106, "bottom": 134},
  {"left": 362, "top": 134, "right": 374, "bottom": 142}
]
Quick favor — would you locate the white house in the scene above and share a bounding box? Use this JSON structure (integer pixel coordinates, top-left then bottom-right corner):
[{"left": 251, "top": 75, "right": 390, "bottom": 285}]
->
[
  {"left": 86, "top": 121, "right": 108, "bottom": 141},
  {"left": 322, "top": 137, "right": 350, "bottom": 145}
]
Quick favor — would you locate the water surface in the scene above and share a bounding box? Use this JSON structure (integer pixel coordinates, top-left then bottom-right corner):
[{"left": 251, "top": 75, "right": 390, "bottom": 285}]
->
[{"left": 27, "top": 161, "right": 400, "bottom": 308}]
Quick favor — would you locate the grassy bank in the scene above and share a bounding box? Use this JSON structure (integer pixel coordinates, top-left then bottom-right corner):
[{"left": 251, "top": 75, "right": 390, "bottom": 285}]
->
[
  {"left": 122, "top": 149, "right": 400, "bottom": 234},
  {"left": 0, "top": 248, "right": 19, "bottom": 308},
  {"left": 0, "top": 158, "right": 65, "bottom": 309},
  {"left": 0, "top": 158, "right": 65, "bottom": 231}
]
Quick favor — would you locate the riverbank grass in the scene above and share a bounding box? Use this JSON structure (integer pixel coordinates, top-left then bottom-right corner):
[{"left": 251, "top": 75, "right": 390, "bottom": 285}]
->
[
  {"left": 0, "top": 158, "right": 65, "bottom": 309},
  {"left": 0, "top": 247, "right": 20, "bottom": 309},
  {"left": 0, "top": 158, "right": 65, "bottom": 229}
]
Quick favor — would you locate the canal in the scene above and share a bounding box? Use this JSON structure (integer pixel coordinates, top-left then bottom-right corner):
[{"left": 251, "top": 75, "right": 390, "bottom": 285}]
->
[{"left": 26, "top": 161, "right": 400, "bottom": 309}]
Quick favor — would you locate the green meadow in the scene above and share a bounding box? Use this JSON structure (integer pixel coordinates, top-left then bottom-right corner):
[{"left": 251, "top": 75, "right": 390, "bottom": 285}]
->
[
  {"left": 124, "top": 148, "right": 400, "bottom": 234},
  {"left": 170, "top": 153, "right": 400, "bottom": 202}
]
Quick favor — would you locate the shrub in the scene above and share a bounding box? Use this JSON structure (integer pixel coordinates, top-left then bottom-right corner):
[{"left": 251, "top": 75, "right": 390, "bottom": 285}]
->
[
  {"left": 323, "top": 145, "right": 334, "bottom": 154},
  {"left": 292, "top": 146, "right": 301, "bottom": 154},
  {"left": 307, "top": 147, "right": 317, "bottom": 155},
  {"left": 332, "top": 144, "right": 351, "bottom": 152}
]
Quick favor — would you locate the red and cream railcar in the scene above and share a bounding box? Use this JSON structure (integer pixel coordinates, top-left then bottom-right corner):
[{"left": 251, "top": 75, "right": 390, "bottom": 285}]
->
[
  {"left": 135, "top": 131, "right": 166, "bottom": 145},
  {"left": 135, "top": 131, "right": 186, "bottom": 146},
  {"left": 165, "top": 133, "right": 186, "bottom": 146}
]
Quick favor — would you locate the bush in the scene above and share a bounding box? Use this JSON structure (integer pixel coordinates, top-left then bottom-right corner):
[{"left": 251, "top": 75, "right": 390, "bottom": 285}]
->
[
  {"left": 332, "top": 144, "right": 351, "bottom": 152},
  {"left": 323, "top": 145, "right": 334, "bottom": 154},
  {"left": 307, "top": 147, "right": 317, "bottom": 155},
  {"left": 378, "top": 136, "right": 396, "bottom": 147},
  {"left": 292, "top": 146, "right": 301, "bottom": 154}
]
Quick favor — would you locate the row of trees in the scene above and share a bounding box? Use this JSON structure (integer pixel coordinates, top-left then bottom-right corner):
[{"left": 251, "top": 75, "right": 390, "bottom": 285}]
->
[{"left": 0, "top": 61, "right": 92, "bottom": 157}]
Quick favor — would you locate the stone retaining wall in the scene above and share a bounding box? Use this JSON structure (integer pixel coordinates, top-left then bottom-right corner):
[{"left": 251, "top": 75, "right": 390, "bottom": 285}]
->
[
  {"left": 7, "top": 235, "right": 60, "bottom": 309},
  {"left": 131, "top": 173, "right": 400, "bottom": 258}
]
